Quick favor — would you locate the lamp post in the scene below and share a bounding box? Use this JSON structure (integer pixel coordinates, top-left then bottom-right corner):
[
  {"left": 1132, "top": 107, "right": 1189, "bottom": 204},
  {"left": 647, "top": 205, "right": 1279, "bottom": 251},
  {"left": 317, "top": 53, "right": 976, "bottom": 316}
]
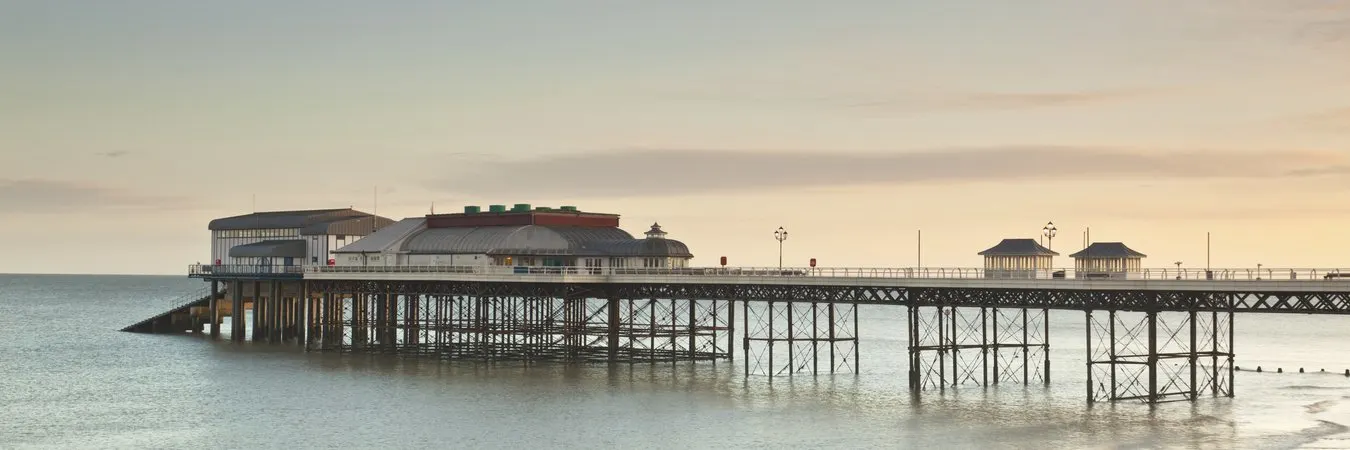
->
[
  {"left": 1042, "top": 221, "right": 1057, "bottom": 250},
  {"left": 1174, "top": 261, "right": 1182, "bottom": 280},
  {"left": 774, "top": 226, "right": 788, "bottom": 269}
]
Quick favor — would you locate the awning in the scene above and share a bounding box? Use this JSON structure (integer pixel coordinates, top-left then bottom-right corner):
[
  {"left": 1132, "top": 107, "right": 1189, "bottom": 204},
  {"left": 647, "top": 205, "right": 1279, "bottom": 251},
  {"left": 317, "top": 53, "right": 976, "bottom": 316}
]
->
[{"left": 229, "top": 240, "right": 307, "bottom": 258}]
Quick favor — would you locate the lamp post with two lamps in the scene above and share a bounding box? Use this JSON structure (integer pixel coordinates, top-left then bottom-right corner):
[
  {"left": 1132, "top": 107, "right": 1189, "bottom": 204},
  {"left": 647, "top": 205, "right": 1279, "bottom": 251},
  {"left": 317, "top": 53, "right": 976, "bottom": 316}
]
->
[
  {"left": 1042, "top": 221, "right": 1057, "bottom": 250},
  {"left": 774, "top": 226, "right": 788, "bottom": 269}
]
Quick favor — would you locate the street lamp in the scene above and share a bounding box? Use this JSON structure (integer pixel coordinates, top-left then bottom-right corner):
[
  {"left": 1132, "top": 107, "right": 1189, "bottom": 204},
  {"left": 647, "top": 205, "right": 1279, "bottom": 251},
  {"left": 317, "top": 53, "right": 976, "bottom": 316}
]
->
[
  {"left": 1174, "top": 261, "right": 1182, "bottom": 280},
  {"left": 774, "top": 226, "right": 788, "bottom": 269},
  {"left": 1042, "top": 221, "right": 1057, "bottom": 250}
]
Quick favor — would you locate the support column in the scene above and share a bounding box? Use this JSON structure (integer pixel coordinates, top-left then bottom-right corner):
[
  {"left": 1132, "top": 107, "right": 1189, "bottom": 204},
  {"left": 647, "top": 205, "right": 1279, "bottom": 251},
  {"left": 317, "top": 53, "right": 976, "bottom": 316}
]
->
[
  {"left": 727, "top": 300, "right": 735, "bottom": 362},
  {"left": 607, "top": 296, "right": 621, "bottom": 361},
  {"left": 209, "top": 280, "right": 220, "bottom": 338},
  {"left": 1147, "top": 310, "right": 1158, "bottom": 404},
  {"left": 270, "top": 282, "right": 282, "bottom": 343},
  {"left": 1085, "top": 310, "right": 1094, "bottom": 404},
  {"left": 231, "top": 280, "right": 245, "bottom": 342},
  {"left": 1043, "top": 308, "right": 1051, "bottom": 386},
  {"left": 251, "top": 281, "right": 262, "bottom": 341},
  {"left": 296, "top": 282, "right": 308, "bottom": 345}
]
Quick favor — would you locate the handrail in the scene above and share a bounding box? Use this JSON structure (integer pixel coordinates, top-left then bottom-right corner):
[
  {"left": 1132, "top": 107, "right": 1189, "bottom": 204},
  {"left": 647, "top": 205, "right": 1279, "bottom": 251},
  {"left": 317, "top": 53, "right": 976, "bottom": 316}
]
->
[
  {"left": 212, "top": 264, "right": 1350, "bottom": 282},
  {"left": 190, "top": 264, "right": 304, "bottom": 276}
]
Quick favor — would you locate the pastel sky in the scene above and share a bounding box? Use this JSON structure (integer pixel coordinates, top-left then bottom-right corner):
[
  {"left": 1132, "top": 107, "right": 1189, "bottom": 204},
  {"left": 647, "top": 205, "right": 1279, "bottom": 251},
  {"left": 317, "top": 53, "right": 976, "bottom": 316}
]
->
[{"left": 3, "top": 0, "right": 1349, "bottom": 274}]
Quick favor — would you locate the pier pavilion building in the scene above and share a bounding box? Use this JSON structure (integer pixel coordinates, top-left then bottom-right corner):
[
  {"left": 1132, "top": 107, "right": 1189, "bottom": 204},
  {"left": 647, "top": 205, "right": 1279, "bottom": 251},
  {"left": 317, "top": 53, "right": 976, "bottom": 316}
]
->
[
  {"left": 208, "top": 208, "right": 394, "bottom": 269},
  {"left": 1070, "top": 242, "right": 1147, "bottom": 279},
  {"left": 331, "top": 204, "right": 694, "bottom": 269},
  {"left": 978, "top": 238, "right": 1059, "bottom": 279}
]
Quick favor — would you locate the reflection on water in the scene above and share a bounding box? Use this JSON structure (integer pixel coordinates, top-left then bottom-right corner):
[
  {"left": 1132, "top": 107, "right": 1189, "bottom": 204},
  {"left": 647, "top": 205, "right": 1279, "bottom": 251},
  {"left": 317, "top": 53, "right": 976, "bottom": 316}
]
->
[{"left": 2, "top": 274, "right": 1350, "bottom": 448}]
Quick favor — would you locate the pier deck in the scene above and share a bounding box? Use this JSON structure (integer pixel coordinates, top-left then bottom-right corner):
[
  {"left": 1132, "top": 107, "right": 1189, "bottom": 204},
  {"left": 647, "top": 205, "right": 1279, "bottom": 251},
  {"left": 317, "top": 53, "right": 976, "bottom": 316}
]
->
[{"left": 139, "top": 264, "right": 1350, "bottom": 404}]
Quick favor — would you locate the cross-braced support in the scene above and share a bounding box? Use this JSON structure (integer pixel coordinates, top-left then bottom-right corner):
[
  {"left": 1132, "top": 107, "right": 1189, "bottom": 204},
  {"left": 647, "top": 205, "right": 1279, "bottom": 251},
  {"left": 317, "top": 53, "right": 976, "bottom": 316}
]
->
[
  {"left": 1085, "top": 309, "right": 1234, "bottom": 403},
  {"left": 303, "top": 282, "right": 730, "bottom": 363},
  {"left": 908, "top": 306, "right": 1049, "bottom": 391},
  {"left": 743, "top": 301, "right": 859, "bottom": 377}
]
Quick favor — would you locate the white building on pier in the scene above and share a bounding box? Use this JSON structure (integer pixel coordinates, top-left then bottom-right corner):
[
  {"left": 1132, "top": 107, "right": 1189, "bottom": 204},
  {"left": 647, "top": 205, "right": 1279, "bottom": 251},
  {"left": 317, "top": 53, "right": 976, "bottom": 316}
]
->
[
  {"left": 332, "top": 204, "right": 694, "bottom": 268},
  {"left": 1070, "top": 242, "right": 1147, "bottom": 279},
  {"left": 978, "top": 238, "right": 1059, "bottom": 279}
]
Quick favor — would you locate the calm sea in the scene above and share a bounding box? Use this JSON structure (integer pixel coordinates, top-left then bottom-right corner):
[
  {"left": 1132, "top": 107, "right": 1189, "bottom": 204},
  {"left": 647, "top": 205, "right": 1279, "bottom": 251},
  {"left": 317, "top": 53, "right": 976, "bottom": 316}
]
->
[{"left": 3, "top": 274, "right": 1350, "bottom": 449}]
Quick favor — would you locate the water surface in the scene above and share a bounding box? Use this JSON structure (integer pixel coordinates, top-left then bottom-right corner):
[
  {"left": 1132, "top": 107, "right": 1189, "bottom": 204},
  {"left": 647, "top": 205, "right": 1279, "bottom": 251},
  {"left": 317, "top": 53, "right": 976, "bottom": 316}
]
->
[{"left": 3, "top": 274, "right": 1350, "bottom": 448}]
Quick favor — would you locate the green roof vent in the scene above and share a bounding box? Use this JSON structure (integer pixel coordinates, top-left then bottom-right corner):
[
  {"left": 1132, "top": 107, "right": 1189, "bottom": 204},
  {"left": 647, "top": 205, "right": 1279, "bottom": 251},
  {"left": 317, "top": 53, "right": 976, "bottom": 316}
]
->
[
  {"left": 464, "top": 206, "right": 481, "bottom": 214},
  {"left": 488, "top": 204, "right": 506, "bottom": 213},
  {"left": 559, "top": 206, "right": 578, "bottom": 212}
]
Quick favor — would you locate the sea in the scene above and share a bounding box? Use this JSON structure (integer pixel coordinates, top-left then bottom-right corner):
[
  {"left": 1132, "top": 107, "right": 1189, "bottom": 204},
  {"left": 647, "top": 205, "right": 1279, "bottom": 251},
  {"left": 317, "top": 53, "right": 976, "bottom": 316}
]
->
[{"left": 3, "top": 274, "right": 1350, "bottom": 449}]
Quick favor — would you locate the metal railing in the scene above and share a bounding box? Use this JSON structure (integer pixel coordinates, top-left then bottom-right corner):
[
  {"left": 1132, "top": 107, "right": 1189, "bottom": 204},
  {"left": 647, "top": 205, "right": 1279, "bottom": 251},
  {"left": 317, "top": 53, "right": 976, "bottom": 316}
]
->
[
  {"left": 298, "top": 264, "right": 1350, "bottom": 281},
  {"left": 189, "top": 264, "right": 305, "bottom": 276}
]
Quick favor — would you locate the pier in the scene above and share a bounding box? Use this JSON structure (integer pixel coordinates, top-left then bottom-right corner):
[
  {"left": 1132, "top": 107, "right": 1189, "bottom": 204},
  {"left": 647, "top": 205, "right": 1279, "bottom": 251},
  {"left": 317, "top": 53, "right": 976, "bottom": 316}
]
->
[{"left": 122, "top": 206, "right": 1350, "bottom": 405}]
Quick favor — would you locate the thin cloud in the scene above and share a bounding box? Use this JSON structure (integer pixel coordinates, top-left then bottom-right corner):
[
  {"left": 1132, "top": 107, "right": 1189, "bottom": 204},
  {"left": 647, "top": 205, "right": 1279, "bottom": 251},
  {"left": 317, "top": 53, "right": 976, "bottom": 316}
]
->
[
  {"left": 1225, "top": 0, "right": 1350, "bottom": 47},
  {"left": 0, "top": 179, "right": 187, "bottom": 214},
  {"left": 433, "top": 147, "right": 1348, "bottom": 198},
  {"left": 1285, "top": 165, "right": 1350, "bottom": 177},
  {"left": 1293, "top": 107, "right": 1350, "bottom": 133},
  {"left": 96, "top": 151, "right": 131, "bottom": 158},
  {"left": 844, "top": 89, "right": 1157, "bottom": 112}
]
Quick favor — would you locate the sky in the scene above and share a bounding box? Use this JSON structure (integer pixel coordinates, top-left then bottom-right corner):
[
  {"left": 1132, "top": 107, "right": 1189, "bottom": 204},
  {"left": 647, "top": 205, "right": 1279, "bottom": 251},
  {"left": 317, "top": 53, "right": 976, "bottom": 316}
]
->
[{"left": 2, "top": 0, "right": 1349, "bottom": 274}]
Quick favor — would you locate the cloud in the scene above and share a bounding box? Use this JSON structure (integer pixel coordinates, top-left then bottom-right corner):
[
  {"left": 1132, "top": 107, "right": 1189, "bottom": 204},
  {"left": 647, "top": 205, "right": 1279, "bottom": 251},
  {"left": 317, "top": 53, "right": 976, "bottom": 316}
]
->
[
  {"left": 1284, "top": 165, "right": 1350, "bottom": 177},
  {"left": 96, "top": 151, "right": 131, "bottom": 158},
  {"left": 0, "top": 179, "right": 188, "bottom": 214},
  {"left": 432, "top": 147, "right": 1348, "bottom": 198},
  {"left": 842, "top": 89, "right": 1157, "bottom": 112},
  {"left": 1292, "top": 107, "right": 1350, "bottom": 132},
  {"left": 1229, "top": 0, "right": 1350, "bottom": 47}
]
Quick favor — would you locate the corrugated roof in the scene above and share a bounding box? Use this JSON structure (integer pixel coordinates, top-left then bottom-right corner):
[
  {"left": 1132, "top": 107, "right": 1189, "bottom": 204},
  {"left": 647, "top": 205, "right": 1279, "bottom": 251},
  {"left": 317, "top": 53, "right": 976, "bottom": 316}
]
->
[
  {"left": 592, "top": 238, "right": 693, "bottom": 257},
  {"left": 977, "top": 238, "right": 1059, "bottom": 256},
  {"left": 1069, "top": 242, "right": 1147, "bottom": 259},
  {"left": 209, "top": 208, "right": 390, "bottom": 231},
  {"left": 333, "top": 218, "right": 428, "bottom": 253},
  {"left": 400, "top": 225, "right": 636, "bottom": 255},
  {"left": 228, "top": 240, "right": 307, "bottom": 258},
  {"left": 300, "top": 216, "right": 398, "bottom": 236}
]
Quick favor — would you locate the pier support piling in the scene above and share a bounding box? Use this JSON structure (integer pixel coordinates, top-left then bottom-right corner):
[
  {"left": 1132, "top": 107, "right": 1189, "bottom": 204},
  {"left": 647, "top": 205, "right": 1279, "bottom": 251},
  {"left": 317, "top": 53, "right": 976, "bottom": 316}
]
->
[
  {"left": 1085, "top": 305, "right": 1233, "bottom": 404},
  {"left": 907, "top": 305, "right": 1049, "bottom": 391},
  {"left": 301, "top": 281, "right": 729, "bottom": 363},
  {"left": 743, "top": 301, "right": 858, "bottom": 377}
]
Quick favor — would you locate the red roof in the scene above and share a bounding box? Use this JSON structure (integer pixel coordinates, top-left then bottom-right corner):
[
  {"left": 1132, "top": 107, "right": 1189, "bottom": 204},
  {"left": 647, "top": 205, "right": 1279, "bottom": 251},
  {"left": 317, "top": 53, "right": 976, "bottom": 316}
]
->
[{"left": 425, "top": 211, "right": 619, "bottom": 228}]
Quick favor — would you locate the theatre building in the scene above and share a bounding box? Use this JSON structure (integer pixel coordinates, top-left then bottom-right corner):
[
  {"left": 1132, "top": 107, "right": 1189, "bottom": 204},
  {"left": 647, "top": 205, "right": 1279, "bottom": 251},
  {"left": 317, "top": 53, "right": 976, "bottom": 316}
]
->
[{"left": 331, "top": 204, "right": 694, "bottom": 268}]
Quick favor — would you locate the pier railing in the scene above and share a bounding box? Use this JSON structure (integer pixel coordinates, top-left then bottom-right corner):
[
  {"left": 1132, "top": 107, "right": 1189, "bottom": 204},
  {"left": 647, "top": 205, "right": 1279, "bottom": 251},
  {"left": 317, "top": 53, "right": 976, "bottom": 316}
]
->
[
  {"left": 189, "top": 264, "right": 305, "bottom": 278},
  {"left": 299, "top": 265, "right": 1350, "bottom": 281}
]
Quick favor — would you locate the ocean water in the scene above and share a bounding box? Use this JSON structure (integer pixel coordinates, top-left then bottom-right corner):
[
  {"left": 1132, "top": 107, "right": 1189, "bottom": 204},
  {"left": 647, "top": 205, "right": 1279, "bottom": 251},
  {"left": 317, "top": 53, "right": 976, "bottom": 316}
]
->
[{"left": 3, "top": 274, "right": 1350, "bottom": 449}]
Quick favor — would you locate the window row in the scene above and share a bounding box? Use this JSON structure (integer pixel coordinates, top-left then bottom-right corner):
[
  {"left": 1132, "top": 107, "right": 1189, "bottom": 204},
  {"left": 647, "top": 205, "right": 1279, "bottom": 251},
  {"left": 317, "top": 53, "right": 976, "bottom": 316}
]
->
[{"left": 216, "top": 229, "right": 299, "bottom": 238}]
